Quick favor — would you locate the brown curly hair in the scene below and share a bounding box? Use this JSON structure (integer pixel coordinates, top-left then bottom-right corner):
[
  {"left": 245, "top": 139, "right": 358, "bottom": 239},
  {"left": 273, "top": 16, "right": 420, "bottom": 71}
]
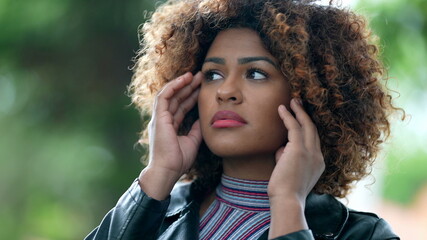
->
[{"left": 129, "top": 0, "right": 403, "bottom": 198}]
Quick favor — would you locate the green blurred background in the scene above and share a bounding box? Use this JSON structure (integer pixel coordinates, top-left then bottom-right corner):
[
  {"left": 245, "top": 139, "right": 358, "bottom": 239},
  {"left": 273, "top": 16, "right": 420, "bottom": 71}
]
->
[{"left": 0, "top": 0, "right": 426, "bottom": 239}]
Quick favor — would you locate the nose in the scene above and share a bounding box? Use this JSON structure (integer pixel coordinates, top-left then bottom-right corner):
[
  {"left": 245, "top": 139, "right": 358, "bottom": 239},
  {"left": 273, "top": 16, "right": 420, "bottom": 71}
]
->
[{"left": 216, "top": 75, "right": 243, "bottom": 104}]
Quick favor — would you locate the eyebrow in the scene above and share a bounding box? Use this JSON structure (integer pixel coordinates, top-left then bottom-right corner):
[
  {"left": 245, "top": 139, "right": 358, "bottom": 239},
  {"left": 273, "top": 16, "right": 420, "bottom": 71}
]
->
[
  {"left": 204, "top": 56, "right": 278, "bottom": 69},
  {"left": 204, "top": 57, "right": 225, "bottom": 64},
  {"left": 238, "top": 57, "right": 278, "bottom": 68}
]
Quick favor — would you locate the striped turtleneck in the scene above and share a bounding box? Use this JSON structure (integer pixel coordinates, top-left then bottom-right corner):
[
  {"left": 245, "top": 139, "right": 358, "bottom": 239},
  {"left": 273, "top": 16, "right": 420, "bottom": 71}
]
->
[{"left": 199, "top": 174, "right": 271, "bottom": 240}]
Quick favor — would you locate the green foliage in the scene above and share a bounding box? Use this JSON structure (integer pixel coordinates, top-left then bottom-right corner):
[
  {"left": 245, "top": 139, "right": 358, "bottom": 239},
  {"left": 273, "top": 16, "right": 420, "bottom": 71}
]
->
[
  {"left": 0, "top": 0, "right": 154, "bottom": 238},
  {"left": 358, "top": 0, "right": 427, "bottom": 92},
  {"left": 357, "top": 0, "right": 427, "bottom": 205},
  {"left": 383, "top": 149, "right": 427, "bottom": 204}
]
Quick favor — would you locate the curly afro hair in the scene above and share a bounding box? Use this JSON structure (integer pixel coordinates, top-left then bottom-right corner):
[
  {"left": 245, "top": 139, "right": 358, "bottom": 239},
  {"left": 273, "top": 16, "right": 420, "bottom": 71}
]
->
[{"left": 129, "top": 0, "right": 403, "bottom": 198}]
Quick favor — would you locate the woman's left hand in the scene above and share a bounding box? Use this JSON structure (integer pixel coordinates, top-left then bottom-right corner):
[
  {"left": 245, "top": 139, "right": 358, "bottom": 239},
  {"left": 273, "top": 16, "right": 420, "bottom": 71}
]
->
[
  {"left": 268, "top": 98, "right": 325, "bottom": 199},
  {"left": 268, "top": 98, "right": 325, "bottom": 238}
]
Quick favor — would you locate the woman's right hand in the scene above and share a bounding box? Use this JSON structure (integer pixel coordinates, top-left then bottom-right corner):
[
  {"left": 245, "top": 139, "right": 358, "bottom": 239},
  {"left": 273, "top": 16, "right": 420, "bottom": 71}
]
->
[{"left": 138, "top": 72, "right": 203, "bottom": 200}]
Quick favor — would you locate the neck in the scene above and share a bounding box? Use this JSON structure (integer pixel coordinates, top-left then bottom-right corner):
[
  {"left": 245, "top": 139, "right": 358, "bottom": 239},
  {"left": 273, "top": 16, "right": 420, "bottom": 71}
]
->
[{"left": 221, "top": 154, "right": 276, "bottom": 180}]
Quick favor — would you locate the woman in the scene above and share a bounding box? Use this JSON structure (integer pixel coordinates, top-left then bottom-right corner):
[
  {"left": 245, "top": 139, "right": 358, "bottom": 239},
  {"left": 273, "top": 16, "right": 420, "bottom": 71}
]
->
[{"left": 86, "top": 0, "right": 401, "bottom": 239}]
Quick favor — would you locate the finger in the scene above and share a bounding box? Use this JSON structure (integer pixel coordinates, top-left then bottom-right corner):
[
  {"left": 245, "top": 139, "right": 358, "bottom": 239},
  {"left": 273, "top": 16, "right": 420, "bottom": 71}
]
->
[
  {"left": 278, "top": 104, "right": 303, "bottom": 143},
  {"left": 173, "top": 88, "right": 200, "bottom": 130},
  {"left": 155, "top": 72, "right": 193, "bottom": 114},
  {"left": 275, "top": 146, "right": 285, "bottom": 162},
  {"left": 187, "top": 119, "right": 202, "bottom": 146},
  {"left": 290, "top": 98, "right": 321, "bottom": 148},
  {"left": 290, "top": 98, "right": 315, "bottom": 129},
  {"left": 168, "top": 72, "right": 203, "bottom": 115}
]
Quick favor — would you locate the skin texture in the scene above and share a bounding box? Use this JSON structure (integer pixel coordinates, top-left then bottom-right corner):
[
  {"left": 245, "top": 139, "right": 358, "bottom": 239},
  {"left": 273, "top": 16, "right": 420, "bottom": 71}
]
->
[
  {"left": 199, "top": 28, "right": 290, "bottom": 180},
  {"left": 139, "top": 72, "right": 203, "bottom": 200},
  {"left": 139, "top": 28, "right": 325, "bottom": 238}
]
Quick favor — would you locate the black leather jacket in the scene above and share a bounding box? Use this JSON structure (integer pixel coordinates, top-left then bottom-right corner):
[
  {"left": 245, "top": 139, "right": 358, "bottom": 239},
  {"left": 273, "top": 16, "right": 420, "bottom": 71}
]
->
[{"left": 85, "top": 180, "right": 399, "bottom": 240}]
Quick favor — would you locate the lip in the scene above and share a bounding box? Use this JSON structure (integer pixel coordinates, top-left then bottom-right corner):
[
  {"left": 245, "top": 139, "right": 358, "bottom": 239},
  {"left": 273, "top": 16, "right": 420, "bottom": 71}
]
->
[{"left": 211, "top": 110, "right": 247, "bottom": 128}]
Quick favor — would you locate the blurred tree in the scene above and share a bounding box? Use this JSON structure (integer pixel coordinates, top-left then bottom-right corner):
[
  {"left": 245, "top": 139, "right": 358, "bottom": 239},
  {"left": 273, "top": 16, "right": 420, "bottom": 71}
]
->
[
  {"left": 0, "top": 0, "right": 155, "bottom": 239},
  {"left": 357, "top": 0, "right": 427, "bottom": 205}
]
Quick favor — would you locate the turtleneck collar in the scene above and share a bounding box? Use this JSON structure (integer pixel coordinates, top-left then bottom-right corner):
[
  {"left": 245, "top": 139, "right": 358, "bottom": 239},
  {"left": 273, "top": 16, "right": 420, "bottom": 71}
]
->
[{"left": 215, "top": 174, "right": 270, "bottom": 211}]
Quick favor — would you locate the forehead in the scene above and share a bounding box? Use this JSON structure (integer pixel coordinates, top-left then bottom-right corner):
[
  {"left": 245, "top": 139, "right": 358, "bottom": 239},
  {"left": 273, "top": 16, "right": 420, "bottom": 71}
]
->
[{"left": 205, "top": 28, "right": 274, "bottom": 59}]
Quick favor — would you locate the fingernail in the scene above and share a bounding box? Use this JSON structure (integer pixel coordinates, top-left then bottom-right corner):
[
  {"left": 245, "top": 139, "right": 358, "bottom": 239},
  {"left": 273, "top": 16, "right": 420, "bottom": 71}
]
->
[
  {"left": 279, "top": 105, "right": 286, "bottom": 111},
  {"left": 295, "top": 98, "right": 303, "bottom": 105}
]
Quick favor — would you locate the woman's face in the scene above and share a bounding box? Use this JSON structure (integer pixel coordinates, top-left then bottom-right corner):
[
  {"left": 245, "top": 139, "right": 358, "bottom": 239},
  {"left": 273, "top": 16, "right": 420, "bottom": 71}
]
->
[{"left": 198, "top": 28, "right": 291, "bottom": 159}]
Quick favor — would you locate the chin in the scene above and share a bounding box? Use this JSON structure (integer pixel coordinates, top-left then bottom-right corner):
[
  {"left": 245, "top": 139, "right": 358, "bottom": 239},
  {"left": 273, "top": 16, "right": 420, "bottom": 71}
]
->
[
  {"left": 205, "top": 140, "right": 279, "bottom": 159},
  {"left": 201, "top": 126, "right": 287, "bottom": 159}
]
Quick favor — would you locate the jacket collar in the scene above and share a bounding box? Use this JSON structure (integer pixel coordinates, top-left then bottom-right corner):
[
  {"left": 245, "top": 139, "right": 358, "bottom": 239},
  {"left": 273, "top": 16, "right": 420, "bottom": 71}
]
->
[
  {"left": 305, "top": 193, "right": 349, "bottom": 240},
  {"left": 166, "top": 181, "right": 349, "bottom": 240},
  {"left": 166, "top": 181, "right": 198, "bottom": 216}
]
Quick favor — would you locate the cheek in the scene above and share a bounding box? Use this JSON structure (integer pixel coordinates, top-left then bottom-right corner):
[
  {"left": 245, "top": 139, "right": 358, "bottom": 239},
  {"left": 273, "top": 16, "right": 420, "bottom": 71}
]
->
[
  {"left": 255, "top": 91, "right": 290, "bottom": 146},
  {"left": 258, "top": 104, "right": 288, "bottom": 147}
]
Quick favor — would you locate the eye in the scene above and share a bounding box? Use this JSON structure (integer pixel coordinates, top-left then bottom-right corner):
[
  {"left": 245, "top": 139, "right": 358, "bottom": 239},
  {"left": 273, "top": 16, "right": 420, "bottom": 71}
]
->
[
  {"left": 247, "top": 68, "right": 268, "bottom": 80},
  {"left": 204, "top": 70, "right": 223, "bottom": 82}
]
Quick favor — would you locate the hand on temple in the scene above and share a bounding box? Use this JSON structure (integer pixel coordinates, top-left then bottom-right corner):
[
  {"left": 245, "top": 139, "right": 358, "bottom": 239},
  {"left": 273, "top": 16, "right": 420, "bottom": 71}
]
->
[
  {"left": 139, "top": 72, "right": 203, "bottom": 200},
  {"left": 268, "top": 98, "right": 325, "bottom": 238}
]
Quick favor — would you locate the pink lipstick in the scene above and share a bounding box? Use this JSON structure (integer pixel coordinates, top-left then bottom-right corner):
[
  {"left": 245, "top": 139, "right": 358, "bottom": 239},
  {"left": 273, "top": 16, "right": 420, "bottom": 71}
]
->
[{"left": 211, "top": 111, "right": 247, "bottom": 128}]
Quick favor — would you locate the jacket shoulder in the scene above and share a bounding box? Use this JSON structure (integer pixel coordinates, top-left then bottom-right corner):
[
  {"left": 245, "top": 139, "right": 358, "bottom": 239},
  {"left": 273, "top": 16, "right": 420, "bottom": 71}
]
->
[
  {"left": 305, "top": 193, "right": 399, "bottom": 240},
  {"left": 166, "top": 181, "right": 194, "bottom": 216},
  {"left": 340, "top": 209, "right": 399, "bottom": 240}
]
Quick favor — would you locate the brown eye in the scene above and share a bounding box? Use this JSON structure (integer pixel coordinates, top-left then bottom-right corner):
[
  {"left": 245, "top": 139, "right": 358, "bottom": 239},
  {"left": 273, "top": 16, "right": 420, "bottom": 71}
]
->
[
  {"left": 204, "top": 70, "right": 223, "bottom": 82},
  {"left": 247, "top": 68, "right": 268, "bottom": 80}
]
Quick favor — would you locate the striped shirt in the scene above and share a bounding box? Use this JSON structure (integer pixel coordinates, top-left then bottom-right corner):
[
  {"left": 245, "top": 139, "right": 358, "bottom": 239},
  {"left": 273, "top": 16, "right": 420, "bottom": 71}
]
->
[{"left": 199, "top": 174, "right": 270, "bottom": 240}]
